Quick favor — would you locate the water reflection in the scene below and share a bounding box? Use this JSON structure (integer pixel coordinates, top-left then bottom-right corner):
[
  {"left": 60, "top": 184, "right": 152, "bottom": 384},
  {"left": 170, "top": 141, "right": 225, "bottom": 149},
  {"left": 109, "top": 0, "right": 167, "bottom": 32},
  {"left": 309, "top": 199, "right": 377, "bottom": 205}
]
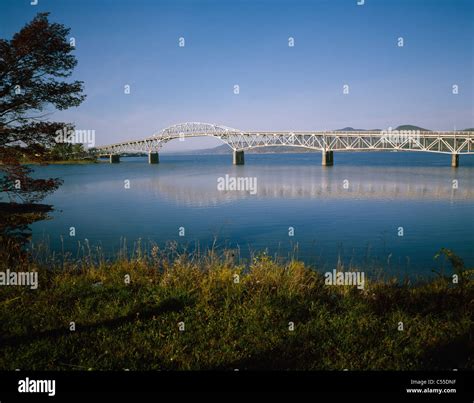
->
[
  {"left": 30, "top": 153, "right": 474, "bottom": 274},
  {"left": 133, "top": 166, "right": 473, "bottom": 207}
]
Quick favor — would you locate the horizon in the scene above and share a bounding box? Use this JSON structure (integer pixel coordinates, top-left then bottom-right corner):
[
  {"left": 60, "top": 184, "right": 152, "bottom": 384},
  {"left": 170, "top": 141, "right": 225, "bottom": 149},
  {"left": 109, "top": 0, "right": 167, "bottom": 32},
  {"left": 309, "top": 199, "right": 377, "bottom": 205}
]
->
[{"left": 1, "top": 0, "right": 473, "bottom": 151}]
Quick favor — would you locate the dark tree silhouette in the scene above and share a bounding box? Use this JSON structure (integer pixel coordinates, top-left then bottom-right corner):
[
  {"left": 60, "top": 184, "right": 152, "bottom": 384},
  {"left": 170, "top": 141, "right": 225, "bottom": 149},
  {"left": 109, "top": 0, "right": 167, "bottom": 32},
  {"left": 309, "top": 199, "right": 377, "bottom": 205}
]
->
[{"left": 0, "top": 13, "right": 85, "bottom": 255}]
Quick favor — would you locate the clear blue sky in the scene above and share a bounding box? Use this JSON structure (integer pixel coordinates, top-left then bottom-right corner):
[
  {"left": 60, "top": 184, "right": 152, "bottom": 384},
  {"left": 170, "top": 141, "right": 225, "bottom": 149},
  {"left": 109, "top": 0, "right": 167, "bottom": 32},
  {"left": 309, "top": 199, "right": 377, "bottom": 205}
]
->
[{"left": 1, "top": 0, "right": 473, "bottom": 150}]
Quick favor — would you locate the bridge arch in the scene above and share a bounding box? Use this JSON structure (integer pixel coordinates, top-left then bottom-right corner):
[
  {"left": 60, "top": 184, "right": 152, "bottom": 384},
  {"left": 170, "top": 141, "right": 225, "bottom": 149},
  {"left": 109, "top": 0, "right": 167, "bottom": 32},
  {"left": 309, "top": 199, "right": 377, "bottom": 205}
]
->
[
  {"left": 152, "top": 122, "right": 245, "bottom": 151},
  {"left": 92, "top": 122, "right": 474, "bottom": 167},
  {"left": 157, "top": 122, "right": 242, "bottom": 137}
]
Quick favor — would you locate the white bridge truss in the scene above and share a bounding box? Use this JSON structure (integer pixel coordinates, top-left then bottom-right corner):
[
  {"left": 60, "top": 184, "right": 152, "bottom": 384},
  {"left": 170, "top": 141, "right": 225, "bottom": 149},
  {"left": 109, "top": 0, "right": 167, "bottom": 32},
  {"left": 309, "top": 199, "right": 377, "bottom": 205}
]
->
[{"left": 92, "top": 122, "right": 474, "bottom": 155}]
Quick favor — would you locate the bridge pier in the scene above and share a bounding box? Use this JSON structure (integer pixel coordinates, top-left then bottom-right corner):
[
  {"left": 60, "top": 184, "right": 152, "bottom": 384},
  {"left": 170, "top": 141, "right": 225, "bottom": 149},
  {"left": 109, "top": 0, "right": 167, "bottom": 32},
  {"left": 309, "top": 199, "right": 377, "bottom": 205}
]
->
[
  {"left": 233, "top": 150, "right": 245, "bottom": 165},
  {"left": 109, "top": 154, "right": 120, "bottom": 163},
  {"left": 451, "top": 154, "right": 459, "bottom": 168},
  {"left": 322, "top": 150, "right": 333, "bottom": 166},
  {"left": 148, "top": 152, "right": 159, "bottom": 164}
]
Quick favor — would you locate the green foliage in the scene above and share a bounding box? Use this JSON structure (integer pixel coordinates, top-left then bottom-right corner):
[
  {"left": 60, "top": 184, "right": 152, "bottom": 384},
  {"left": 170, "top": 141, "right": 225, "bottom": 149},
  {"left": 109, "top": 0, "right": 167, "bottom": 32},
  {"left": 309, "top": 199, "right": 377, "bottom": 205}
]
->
[
  {"left": 434, "top": 247, "right": 473, "bottom": 285},
  {"left": 0, "top": 248, "right": 472, "bottom": 370},
  {"left": 435, "top": 247, "right": 465, "bottom": 273},
  {"left": 47, "top": 143, "right": 89, "bottom": 161}
]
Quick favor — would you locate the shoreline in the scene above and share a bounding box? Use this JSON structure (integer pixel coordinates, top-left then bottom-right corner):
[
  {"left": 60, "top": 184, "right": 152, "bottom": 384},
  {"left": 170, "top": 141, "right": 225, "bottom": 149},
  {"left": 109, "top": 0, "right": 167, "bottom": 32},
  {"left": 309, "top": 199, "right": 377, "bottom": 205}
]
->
[
  {"left": 0, "top": 250, "right": 471, "bottom": 370},
  {"left": 20, "top": 159, "right": 98, "bottom": 165}
]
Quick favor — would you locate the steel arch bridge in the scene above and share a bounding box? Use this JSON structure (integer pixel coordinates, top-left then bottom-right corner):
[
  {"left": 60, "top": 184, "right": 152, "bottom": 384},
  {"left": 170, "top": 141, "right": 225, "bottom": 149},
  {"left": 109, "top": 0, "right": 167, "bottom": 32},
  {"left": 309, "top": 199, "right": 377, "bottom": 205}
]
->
[{"left": 91, "top": 122, "right": 474, "bottom": 167}]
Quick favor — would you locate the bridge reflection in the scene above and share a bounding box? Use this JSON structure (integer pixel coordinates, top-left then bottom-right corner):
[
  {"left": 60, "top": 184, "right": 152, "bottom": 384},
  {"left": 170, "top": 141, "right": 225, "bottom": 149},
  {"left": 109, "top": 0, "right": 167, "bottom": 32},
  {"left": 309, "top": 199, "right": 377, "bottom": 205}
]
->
[{"left": 131, "top": 166, "right": 473, "bottom": 207}]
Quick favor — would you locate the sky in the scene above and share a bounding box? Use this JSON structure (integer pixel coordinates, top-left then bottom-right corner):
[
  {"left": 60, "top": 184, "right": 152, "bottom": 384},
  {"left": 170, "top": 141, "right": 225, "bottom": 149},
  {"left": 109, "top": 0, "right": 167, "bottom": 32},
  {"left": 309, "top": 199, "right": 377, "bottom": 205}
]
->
[{"left": 1, "top": 0, "right": 473, "bottom": 151}]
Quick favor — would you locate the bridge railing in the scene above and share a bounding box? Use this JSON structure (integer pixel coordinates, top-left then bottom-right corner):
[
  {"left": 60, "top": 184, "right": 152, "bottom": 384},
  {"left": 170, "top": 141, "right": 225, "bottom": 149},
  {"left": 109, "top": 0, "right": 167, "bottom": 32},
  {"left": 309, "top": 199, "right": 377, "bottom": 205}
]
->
[{"left": 90, "top": 126, "right": 474, "bottom": 155}]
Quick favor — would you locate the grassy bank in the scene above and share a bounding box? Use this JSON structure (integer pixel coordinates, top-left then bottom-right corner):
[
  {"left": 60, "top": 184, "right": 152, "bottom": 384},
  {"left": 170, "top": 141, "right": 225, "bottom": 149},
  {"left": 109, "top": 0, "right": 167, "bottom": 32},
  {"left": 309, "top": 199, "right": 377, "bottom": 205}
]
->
[{"left": 0, "top": 248, "right": 472, "bottom": 370}]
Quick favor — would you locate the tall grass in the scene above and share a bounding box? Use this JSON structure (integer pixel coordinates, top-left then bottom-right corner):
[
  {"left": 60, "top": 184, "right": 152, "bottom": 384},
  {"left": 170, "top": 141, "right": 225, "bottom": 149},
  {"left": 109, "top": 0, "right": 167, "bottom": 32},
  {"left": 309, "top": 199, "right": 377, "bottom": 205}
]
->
[{"left": 0, "top": 242, "right": 472, "bottom": 370}]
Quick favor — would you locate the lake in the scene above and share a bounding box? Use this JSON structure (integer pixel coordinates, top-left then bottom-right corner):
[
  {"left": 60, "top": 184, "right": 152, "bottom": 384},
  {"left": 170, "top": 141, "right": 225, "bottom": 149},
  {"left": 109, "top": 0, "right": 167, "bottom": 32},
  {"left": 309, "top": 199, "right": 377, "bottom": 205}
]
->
[{"left": 30, "top": 152, "right": 474, "bottom": 278}]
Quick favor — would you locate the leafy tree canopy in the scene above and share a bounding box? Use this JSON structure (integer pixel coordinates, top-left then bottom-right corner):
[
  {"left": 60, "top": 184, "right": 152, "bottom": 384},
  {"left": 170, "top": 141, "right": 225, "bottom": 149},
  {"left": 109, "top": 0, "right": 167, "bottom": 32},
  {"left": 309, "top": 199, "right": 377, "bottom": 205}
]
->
[
  {"left": 0, "top": 13, "right": 85, "bottom": 255},
  {"left": 0, "top": 12, "right": 85, "bottom": 204}
]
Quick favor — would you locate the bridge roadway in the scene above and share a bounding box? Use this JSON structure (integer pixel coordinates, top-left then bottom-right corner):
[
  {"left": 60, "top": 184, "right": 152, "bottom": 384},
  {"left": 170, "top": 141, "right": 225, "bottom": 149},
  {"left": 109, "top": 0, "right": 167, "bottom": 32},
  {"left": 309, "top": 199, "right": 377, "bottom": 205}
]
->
[{"left": 92, "top": 122, "right": 474, "bottom": 167}]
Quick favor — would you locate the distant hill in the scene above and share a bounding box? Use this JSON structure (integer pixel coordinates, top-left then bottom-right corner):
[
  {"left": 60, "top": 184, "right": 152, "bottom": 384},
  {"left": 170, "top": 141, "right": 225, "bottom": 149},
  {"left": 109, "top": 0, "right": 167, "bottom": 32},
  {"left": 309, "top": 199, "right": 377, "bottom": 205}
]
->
[
  {"left": 182, "top": 144, "right": 230, "bottom": 154},
  {"left": 395, "top": 125, "right": 430, "bottom": 131},
  {"left": 339, "top": 125, "right": 432, "bottom": 131},
  {"left": 336, "top": 127, "right": 380, "bottom": 131},
  {"left": 337, "top": 127, "right": 364, "bottom": 131}
]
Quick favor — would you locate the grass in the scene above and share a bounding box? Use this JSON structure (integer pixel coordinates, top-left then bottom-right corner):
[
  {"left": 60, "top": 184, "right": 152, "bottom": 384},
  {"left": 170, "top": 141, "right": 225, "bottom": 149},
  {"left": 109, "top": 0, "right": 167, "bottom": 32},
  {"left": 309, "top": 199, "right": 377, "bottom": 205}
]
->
[{"left": 0, "top": 245, "right": 472, "bottom": 371}]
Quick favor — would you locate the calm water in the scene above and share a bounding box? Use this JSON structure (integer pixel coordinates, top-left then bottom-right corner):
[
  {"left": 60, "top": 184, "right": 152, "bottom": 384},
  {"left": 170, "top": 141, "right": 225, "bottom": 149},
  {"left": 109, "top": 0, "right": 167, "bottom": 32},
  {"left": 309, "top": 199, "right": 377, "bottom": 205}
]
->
[{"left": 30, "top": 152, "right": 474, "bottom": 277}]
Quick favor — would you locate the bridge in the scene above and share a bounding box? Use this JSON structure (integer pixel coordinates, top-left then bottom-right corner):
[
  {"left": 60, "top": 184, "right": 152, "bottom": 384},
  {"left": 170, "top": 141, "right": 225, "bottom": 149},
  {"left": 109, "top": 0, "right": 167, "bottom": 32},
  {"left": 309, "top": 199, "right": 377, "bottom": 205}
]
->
[{"left": 92, "top": 122, "right": 474, "bottom": 167}]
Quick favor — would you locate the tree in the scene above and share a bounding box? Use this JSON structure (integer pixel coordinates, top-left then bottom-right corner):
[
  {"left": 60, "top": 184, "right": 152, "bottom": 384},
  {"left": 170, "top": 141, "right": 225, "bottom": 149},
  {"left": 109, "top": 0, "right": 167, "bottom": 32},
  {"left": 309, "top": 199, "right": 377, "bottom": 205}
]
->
[{"left": 0, "top": 13, "right": 85, "bottom": 254}]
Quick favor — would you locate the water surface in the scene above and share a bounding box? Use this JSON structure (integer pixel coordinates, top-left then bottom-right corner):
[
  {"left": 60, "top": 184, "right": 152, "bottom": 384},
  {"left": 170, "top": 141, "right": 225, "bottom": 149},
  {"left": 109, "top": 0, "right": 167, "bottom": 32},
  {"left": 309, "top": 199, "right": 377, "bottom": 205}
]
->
[{"left": 30, "top": 152, "right": 474, "bottom": 277}]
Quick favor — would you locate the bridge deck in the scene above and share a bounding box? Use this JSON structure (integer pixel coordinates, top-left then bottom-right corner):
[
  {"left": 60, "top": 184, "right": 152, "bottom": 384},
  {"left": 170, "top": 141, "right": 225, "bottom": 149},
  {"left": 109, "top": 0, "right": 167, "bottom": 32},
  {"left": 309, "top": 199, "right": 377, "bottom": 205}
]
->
[{"left": 92, "top": 123, "right": 474, "bottom": 157}]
